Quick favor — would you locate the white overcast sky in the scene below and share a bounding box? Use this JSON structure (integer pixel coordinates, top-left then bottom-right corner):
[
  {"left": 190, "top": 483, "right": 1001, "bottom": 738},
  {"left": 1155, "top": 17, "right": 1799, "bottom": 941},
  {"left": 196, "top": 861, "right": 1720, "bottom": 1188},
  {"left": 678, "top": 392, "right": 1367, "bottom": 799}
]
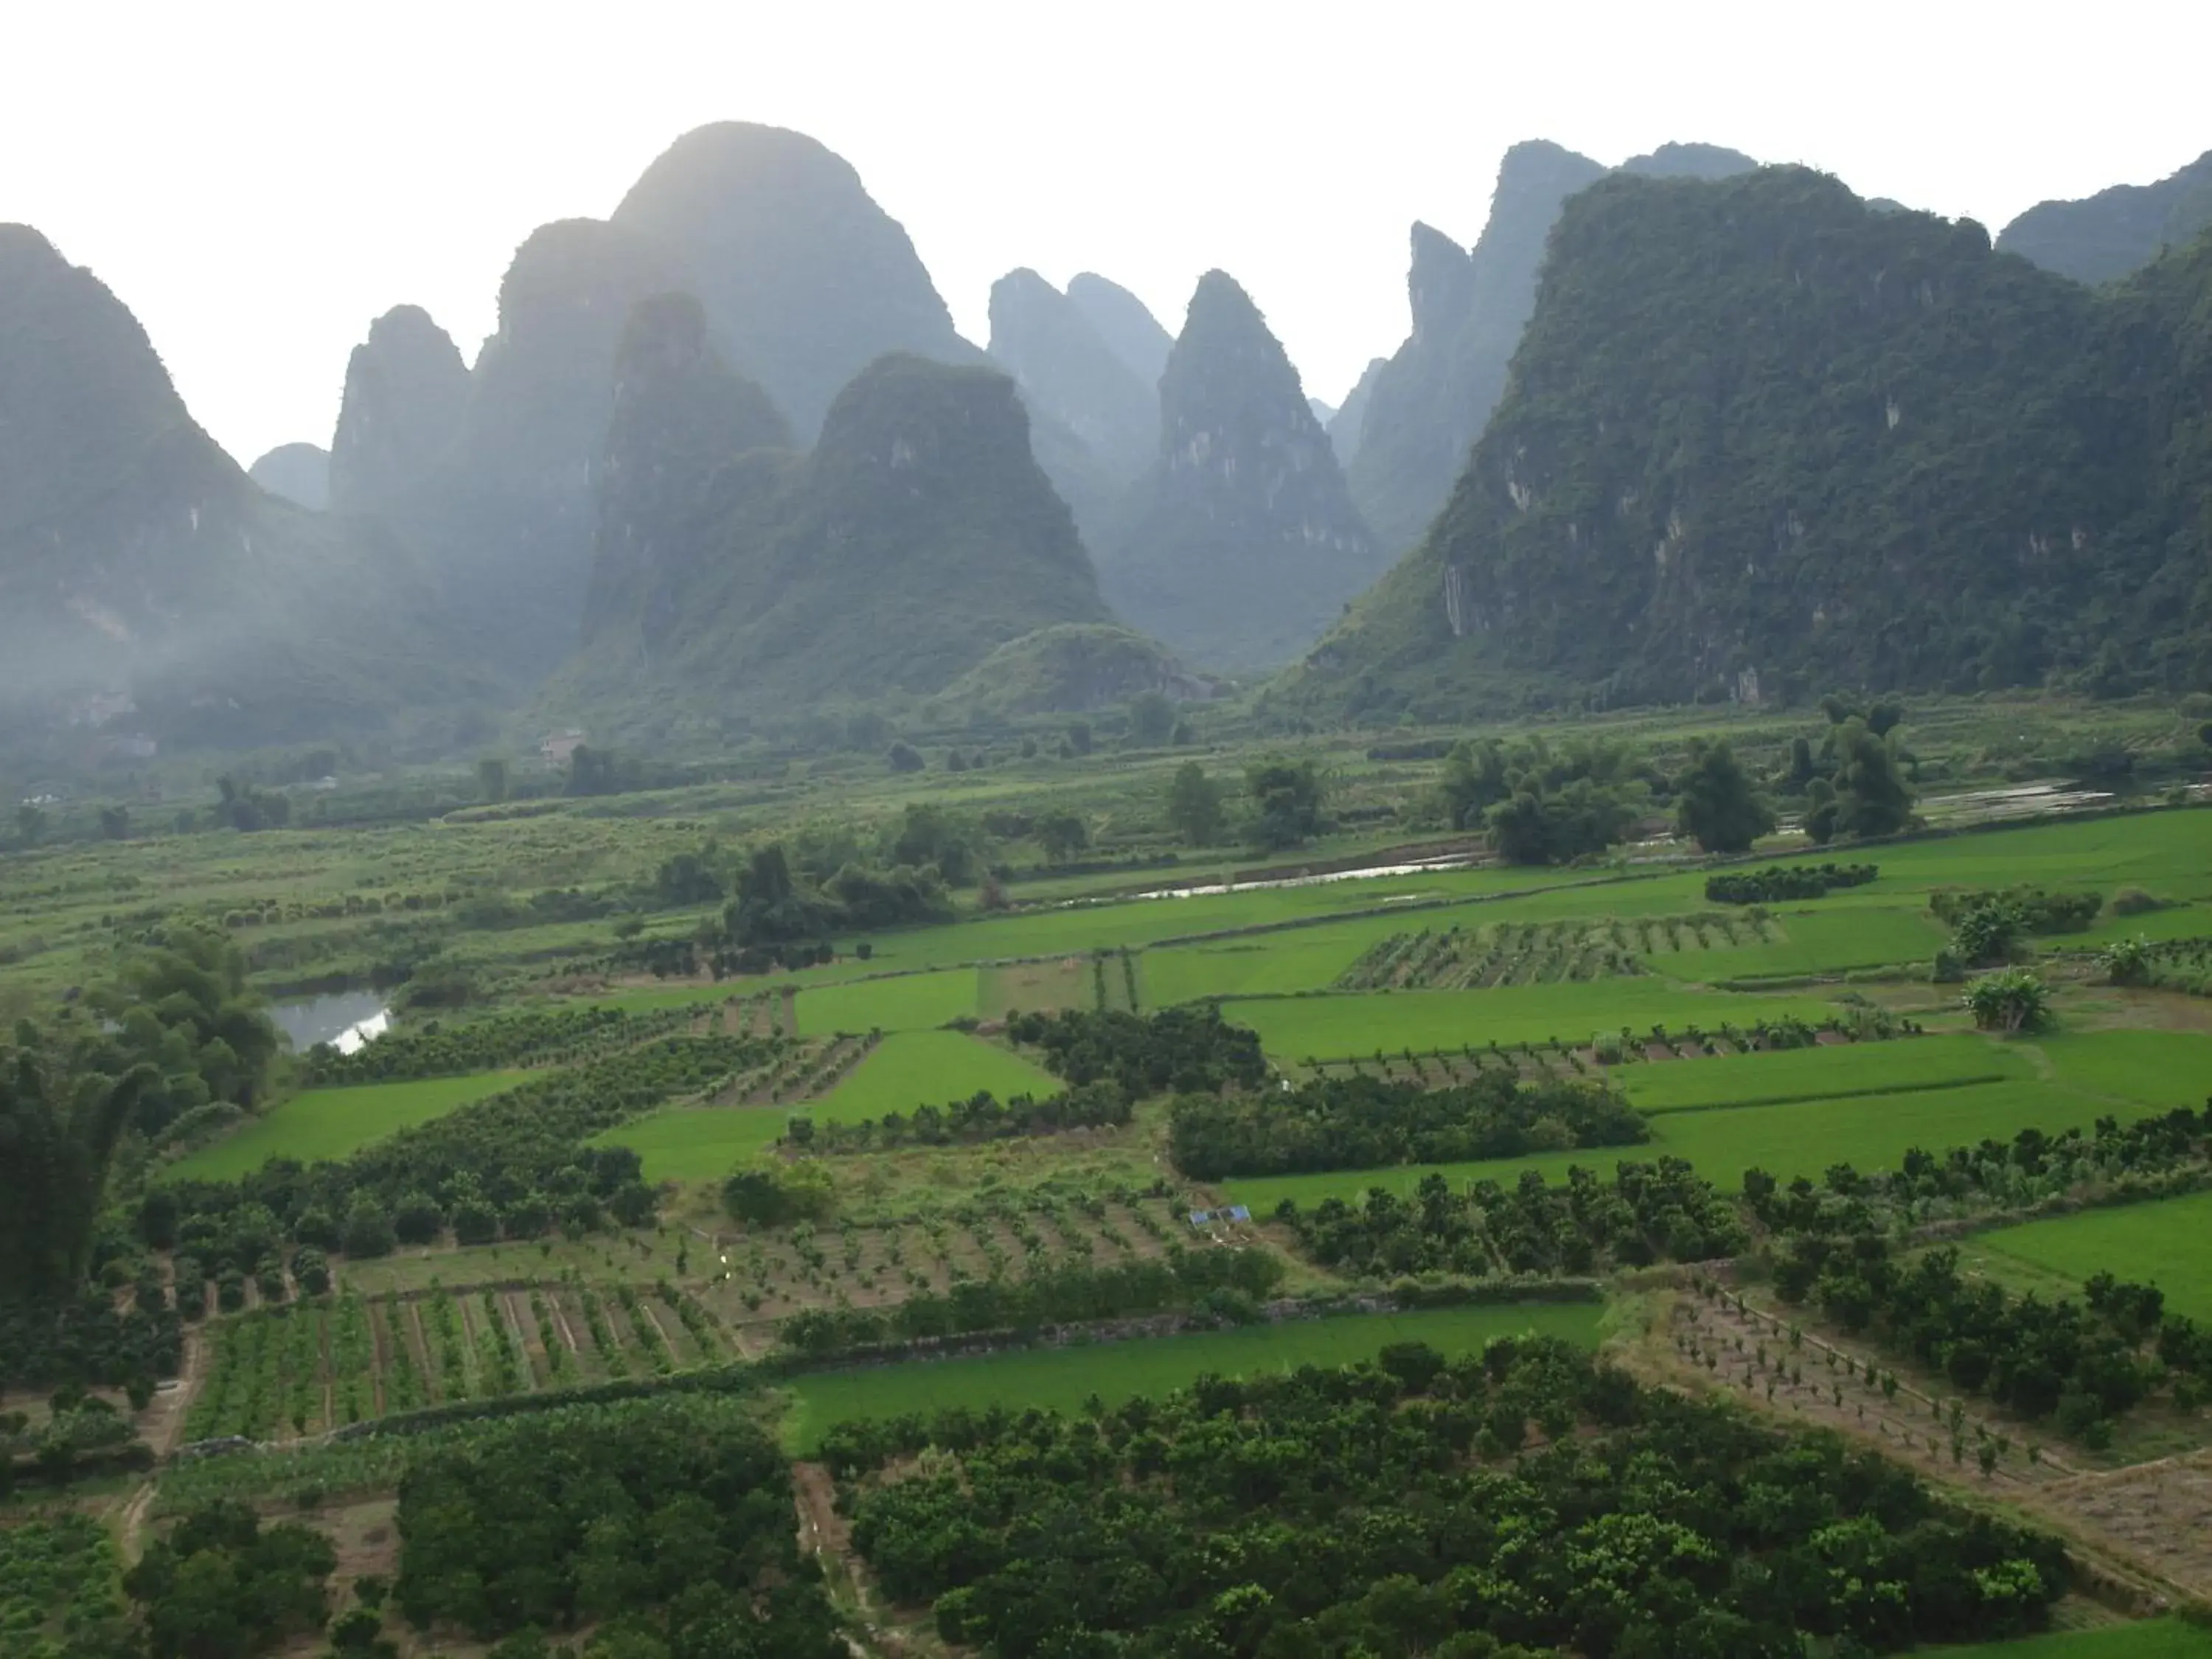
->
[{"left": 5, "top": 0, "right": 2209, "bottom": 467}]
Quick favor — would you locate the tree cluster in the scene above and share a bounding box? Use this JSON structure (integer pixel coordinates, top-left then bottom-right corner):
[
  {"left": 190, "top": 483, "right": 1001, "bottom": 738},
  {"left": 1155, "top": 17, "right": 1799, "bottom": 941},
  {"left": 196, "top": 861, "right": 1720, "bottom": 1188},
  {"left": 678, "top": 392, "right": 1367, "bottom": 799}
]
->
[
  {"left": 125, "top": 1499, "right": 335, "bottom": 1659},
  {"left": 1282, "top": 1159, "right": 1747, "bottom": 1279},
  {"left": 1704, "top": 863, "right": 1877, "bottom": 905},
  {"left": 1439, "top": 735, "right": 1649, "bottom": 865},
  {"left": 1932, "top": 886, "right": 2104, "bottom": 967},
  {"left": 1793, "top": 716, "right": 1918, "bottom": 844},
  {"left": 392, "top": 1404, "right": 844, "bottom": 1657},
  {"left": 1006, "top": 1006, "right": 1269, "bottom": 1099},
  {"left": 796, "top": 1081, "right": 1131, "bottom": 1155},
  {"left": 832, "top": 1336, "right": 2066, "bottom": 1657},
  {"left": 779, "top": 1248, "right": 1285, "bottom": 1358},
  {"left": 295, "top": 1004, "right": 676, "bottom": 1086},
  {"left": 1168, "top": 1071, "right": 1646, "bottom": 1181}
]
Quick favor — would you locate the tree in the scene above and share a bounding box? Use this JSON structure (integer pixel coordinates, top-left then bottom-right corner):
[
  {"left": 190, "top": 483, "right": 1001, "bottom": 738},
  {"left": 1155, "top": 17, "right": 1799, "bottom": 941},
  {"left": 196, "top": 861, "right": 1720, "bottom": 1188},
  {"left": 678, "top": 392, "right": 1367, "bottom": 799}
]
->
[
  {"left": 1247, "top": 759, "right": 1324, "bottom": 850},
  {"left": 1165, "top": 763, "right": 1225, "bottom": 846},
  {"left": 15, "top": 802, "right": 46, "bottom": 845},
  {"left": 1672, "top": 740, "right": 1776, "bottom": 854},
  {"left": 341, "top": 1196, "right": 395, "bottom": 1259},
  {"left": 1127, "top": 692, "right": 1177, "bottom": 745},
  {"left": 889, "top": 804, "right": 979, "bottom": 886},
  {"left": 1066, "top": 720, "right": 1094, "bottom": 756},
  {"left": 1804, "top": 718, "right": 1916, "bottom": 843},
  {"left": 886, "top": 742, "right": 925, "bottom": 773},
  {"left": 726, "top": 844, "right": 830, "bottom": 945},
  {"left": 1437, "top": 740, "right": 1512, "bottom": 830},
  {"left": 1965, "top": 969, "right": 2050, "bottom": 1034},
  {"left": 476, "top": 757, "right": 508, "bottom": 803},
  {"left": 98, "top": 805, "right": 130, "bottom": 841},
  {"left": 1036, "top": 811, "right": 1089, "bottom": 863},
  {"left": 0, "top": 1039, "right": 157, "bottom": 1299}
]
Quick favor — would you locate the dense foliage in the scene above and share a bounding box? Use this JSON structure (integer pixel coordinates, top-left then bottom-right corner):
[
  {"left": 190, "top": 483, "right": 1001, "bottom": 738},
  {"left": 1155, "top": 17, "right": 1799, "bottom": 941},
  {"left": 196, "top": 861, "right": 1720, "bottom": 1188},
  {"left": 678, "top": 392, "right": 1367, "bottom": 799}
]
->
[
  {"left": 1283, "top": 1159, "right": 1748, "bottom": 1277},
  {"left": 296, "top": 1002, "right": 692, "bottom": 1085},
  {"left": 1705, "top": 863, "right": 1877, "bottom": 905},
  {"left": 124, "top": 1499, "right": 336, "bottom": 1659},
  {"left": 1007, "top": 1006, "right": 1269, "bottom": 1099},
  {"left": 0, "top": 1512, "right": 131, "bottom": 1659},
  {"left": 798, "top": 1081, "right": 1132, "bottom": 1153},
  {"left": 1436, "top": 735, "right": 1647, "bottom": 863},
  {"left": 0, "top": 1293, "right": 178, "bottom": 1393},
  {"left": 779, "top": 1248, "right": 1286, "bottom": 1357},
  {"left": 1933, "top": 886, "right": 2103, "bottom": 966},
  {"left": 832, "top": 1338, "right": 2067, "bottom": 1656},
  {"left": 1672, "top": 738, "right": 1776, "bottom": 853},
  {"left": 87, "top": 924, "right": 282, "bottom": 1138},
  {"left": 1169, "top": 1071, "right": 1646, "bottom": 1180},
  {"left": 392, "top": 1402, "right": 844, "bottom": 1655}
]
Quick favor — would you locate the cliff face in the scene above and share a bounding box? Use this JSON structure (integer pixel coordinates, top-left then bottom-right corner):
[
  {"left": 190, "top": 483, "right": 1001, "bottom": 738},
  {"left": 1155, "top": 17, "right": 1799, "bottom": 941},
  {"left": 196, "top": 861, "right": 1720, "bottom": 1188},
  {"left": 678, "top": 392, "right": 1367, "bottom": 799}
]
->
[
  {"left": 1348, "top": 139, "right": 1756, "bottom": 556},
  {"left": 1278, "top": 170, "right": 2212, "bottom": 720},
  {"left": 1099, "top": 271, "right": 1380, "bottom": 673},
  {"left": 552, "top": 351, "right": 1113, "bottom": 724},
  {"left": 0, "top": 226, "right": 476, "bottom": 748},
  {"left": 327, "top": 304, "right": 469, "bottom": 512},
  {"left": 1998, "top": 148, "right": 2212, "bottom": 285},
  {"left": 611, "top": 121, "right": 973, "bottom": 438}
]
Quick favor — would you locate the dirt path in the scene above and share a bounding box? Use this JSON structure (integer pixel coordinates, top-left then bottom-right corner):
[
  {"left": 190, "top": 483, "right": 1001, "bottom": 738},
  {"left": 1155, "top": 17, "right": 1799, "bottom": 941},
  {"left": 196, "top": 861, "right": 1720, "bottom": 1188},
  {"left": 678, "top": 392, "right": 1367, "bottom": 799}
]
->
[{"left": 794, "top": 1461, "right": 903, "bottom": 1658}]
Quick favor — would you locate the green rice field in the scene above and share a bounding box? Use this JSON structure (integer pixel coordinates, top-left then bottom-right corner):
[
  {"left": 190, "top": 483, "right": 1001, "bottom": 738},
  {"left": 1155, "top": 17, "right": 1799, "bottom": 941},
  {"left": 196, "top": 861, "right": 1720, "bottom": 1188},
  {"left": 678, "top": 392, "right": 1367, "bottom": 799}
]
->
[
  {"left": 1621, "top": 1034, "right": 2031, "bottom": 1113},
  {"left": 779, "top": 1299, "right": 1604, "bottom": 1453},
  {"left": 1225, "top": 983, "right": 1840, "bottom": 1062},
  {"left": 795, "top": 968, "right": 979, "bottom": 1034},
  {"left": 1976, "top": 1190, "right": 2212, "bottom": 1324},
  {"left": 1228, "top": 1077, "right": 2146, "bottom": 1211},
  {"left": 162, "top": 1071, "right": 526, "bottom": 1180},
  {"left": 1644, "top": 907, "right": 1946, "bottom": 981},
  {"left": 2034, "top": 1029, "right": 2212, "bottom": 1109},
  {"left": 599, "top": 1031, "right": 1057, "bottom": 1182}
]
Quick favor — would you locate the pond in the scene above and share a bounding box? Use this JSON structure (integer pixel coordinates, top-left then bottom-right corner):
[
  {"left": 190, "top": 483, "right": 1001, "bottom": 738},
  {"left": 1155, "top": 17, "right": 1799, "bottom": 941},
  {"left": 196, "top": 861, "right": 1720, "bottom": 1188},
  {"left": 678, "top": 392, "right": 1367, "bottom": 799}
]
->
[{"left": 271, "top": 990, "right": 391, "bottom": 1054}]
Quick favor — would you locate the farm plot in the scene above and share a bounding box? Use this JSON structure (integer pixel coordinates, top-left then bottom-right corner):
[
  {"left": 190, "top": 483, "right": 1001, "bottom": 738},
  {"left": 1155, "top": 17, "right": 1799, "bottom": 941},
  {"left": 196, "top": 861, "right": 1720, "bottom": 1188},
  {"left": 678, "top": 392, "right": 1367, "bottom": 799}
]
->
[
  {"left": 1975, "top": 1190, "right": 2212, "bottom": 1324},
  {"left": 1644, "top": 908, "right": 1947, "bottom": 982},
  {"left": 1227, "top": 1078, "right": 2138, "bottom": 1212},
  {"left": 1225, "top": 984, "right": 1839, "bottom": 1063},
  {"left": 693, "top": 1192, "right": 1180, "bottom": 1351},
  {"left": 2034, "top": 1029, "right": 2212, "bottom": 1108},
  {"left": 1334, "top": 917, "right": 1663, "bottom": 990},
  {"left": 779, "top": 1299, "right": 1604, "bottom": 1453},
  {"left": 161, "top": 1071, "right": 526, "bottom": 1180},
  {"left": 1621, "top": 1033, "right": 2031, "bottom": 1113},
  {"left": 980, "top": 956, "right": 1094, "bottom": 1018},
  {"left": 1965, "top": 1620, "right": 2212, "bottom": 1658},
  {"left": 795, "top": 968, "right": 977, "bottom": 1035},
  {"left": 184, "top": 1279, "right": 742, "bottom": 1436}
]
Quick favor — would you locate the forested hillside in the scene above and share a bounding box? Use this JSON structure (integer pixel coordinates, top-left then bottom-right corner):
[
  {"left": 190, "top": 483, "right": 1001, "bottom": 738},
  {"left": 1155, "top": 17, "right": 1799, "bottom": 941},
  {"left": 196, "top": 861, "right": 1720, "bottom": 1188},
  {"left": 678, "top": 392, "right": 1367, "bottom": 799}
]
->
[
  {"left": 1281, "top": 167, "right": 2212, "bottom": 720},
  {"left": 2000, "top": 147, "right": 2212, "bottom": 285}
]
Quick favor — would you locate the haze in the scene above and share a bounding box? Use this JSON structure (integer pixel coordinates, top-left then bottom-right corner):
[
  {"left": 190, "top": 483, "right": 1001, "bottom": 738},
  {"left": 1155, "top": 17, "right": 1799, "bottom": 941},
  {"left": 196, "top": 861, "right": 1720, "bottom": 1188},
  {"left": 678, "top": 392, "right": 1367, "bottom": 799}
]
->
[{"left": 6, "top": 0, "right": 2209, "bottom": 468}]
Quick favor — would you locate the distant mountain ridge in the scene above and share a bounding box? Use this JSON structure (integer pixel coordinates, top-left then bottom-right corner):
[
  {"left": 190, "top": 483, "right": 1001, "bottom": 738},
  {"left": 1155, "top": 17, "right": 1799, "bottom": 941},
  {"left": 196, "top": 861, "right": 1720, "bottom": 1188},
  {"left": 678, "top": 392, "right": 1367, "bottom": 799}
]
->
[
  {"left": 1998, "top": 147, "right": 2212, "bottom": 285},
  {"left": 1278, "top": 168, "right": 2212, "bottom": 719},
  {"left": 248, "top": 443, "right": 330, "bottom": 509}
]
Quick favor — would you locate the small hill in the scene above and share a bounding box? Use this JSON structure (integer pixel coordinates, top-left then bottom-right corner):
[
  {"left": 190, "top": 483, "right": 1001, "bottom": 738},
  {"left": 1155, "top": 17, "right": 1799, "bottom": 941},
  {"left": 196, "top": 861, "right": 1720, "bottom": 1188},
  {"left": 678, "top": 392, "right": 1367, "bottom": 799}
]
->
[
  {"left": 551, "top": 344, "right": 1113, "bottom": 725},
  {"left": 932, "top": 623, "right": 1215, "bottom": 720},
  {"left": 247, "top": 443, "right": 330, "bottom": 509},
  {"left": 1099, "top": 271, "right": 1380, "bottom": 673},
  {"left": 1066, "top": 272, "right": 1173, "bottom": 388},
  {"left": 0, "top": 226, "right": 476, "bottom": 749},
  {"left": 611, "top": 121, "right": 974, "bottom": 437},
  {"left": 328, "top": 304, "right": 470, "bottom": 512},
  {"left": 1999, "top": 148, "right": 2212, "bottom": 285},
  {"left": 1348, "top": 139, "right": 1755, "bottom": 556},
  {"left": 1276, "top": 170, "right": 2212, "bottom": 720}
]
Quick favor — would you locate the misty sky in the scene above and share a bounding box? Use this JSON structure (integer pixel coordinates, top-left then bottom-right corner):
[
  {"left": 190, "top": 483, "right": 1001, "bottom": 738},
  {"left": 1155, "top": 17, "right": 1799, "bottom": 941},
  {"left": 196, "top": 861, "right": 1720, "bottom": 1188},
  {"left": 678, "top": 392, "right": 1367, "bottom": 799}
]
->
[{"left": 7, "top": 0, "right": 2210, "bottom": 468}]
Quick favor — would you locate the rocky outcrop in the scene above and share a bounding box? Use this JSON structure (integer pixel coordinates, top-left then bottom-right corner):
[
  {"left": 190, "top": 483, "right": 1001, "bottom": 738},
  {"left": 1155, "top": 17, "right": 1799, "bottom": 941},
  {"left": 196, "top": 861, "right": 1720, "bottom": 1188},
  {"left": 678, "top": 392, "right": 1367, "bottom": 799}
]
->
[
  {"left": 987, "top": 268, "right": 1158, "bottom": 491},
  {"left": 1998, "top": 148, "right": 2212, "bottom": 284},
  {"left": 1099, "top": 271, "right": 1380, "bottom": 672}
]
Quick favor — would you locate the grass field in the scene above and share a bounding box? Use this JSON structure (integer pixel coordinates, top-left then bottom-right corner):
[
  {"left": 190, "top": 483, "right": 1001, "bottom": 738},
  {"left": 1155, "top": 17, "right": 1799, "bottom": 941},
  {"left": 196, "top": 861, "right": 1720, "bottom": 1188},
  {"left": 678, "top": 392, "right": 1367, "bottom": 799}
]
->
[
  {"left": 598, "top": 1032, "right": 1059, "bottom": 1182},
  {"left": 1646, "top": 907, "right": 1947, "bottom": 981},
  {"left": 1961, "top": 1619, "right": 2212, "bottom": 1657},
  {"left": 794, "top": 968, "right": 978, "bottom": 1035},
  {"left": 1621, "top": 1034, "right": 2032, "bottom": 1113},
  {"left": 1228, "top": 1078, "right": 2140, "bottom": 1211},
  {"left": 779, "top": 1300, "right": 1604, "bottom": 1452},
  {"left": 1224, "top": 984, "right": 1840, "bottom": 1061},
  {"left": 162, "top": 1071, "right": 525, "bottom": 1180},
  {"left": 2034, "top": 1030, "right": 2212, "bottom": 1109},
  {"left": 979, "top": 956, "right": 1094, "bottom": 1018},
  {"left": 1976, "top": 1190, "right": 2212, "bottom": 1324}
]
